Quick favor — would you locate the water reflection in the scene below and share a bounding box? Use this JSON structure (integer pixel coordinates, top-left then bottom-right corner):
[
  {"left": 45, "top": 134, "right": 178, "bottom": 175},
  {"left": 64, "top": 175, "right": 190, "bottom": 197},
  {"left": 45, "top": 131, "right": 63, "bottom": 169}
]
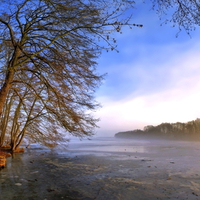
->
[
  {"left": 0, "top": 153, "right": 27, "bottom": 199},
  {"left": 0, "top": 151, "right": 53, "bottom": 200}
]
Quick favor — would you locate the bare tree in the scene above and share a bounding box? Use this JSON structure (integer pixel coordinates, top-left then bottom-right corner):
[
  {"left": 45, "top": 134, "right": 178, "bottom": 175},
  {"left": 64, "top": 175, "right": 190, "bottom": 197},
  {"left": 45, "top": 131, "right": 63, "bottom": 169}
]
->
[
  {"left": 150, "top": 0, "right": 200, "bottom": 33},
  {"left": 0, "top": 0, "right": 142, "bottom": 148},
  {"left": 0, "top": 82, "right": 68, "bottom": 151}
]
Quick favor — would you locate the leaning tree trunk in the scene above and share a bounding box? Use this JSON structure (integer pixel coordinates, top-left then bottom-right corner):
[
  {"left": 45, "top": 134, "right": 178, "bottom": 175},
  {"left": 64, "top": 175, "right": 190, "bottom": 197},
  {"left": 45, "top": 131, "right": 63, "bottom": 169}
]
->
[
  {"left": 0, "top": 46, "right": 21, "bottom": 149},
  {"left": 0, "top": 70, "right": 15, "bottom": 118},
  {"left": 0, "top": 46, "right": 21, "bottom": 118}
]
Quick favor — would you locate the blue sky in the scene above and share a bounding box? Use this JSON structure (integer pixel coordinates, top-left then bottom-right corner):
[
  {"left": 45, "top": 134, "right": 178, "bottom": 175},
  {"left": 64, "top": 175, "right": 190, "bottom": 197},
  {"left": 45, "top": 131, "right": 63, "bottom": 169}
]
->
[{"left": 94, "top": 2, "right": 200, "bottom": 136}]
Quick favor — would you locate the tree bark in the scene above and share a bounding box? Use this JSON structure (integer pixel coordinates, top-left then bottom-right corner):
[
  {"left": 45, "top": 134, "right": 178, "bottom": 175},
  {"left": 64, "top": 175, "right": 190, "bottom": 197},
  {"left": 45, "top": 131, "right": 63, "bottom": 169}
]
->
[
  {"left": 0, "top": 70, "right": 14, "bottom": 118},
  {"left": 0, "top": 46, "right": 21, "bottom": 118}
]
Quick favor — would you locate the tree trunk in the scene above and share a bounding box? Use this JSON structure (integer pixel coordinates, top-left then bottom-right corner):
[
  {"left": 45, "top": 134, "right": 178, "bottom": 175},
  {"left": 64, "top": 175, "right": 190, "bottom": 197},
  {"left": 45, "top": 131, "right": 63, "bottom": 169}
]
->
[
  {"left": 0, "top": 70, "right": 14, "bottom": 118},
  {"left": 0, "top": 46, "right": 21, "bottom": 118}
]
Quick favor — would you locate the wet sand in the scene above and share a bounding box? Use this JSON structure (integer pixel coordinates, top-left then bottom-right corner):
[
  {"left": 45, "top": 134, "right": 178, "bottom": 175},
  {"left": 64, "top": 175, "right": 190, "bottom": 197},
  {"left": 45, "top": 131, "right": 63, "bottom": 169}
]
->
[{"left": 1, "top": 139, "right": 200, "bottom": 199}]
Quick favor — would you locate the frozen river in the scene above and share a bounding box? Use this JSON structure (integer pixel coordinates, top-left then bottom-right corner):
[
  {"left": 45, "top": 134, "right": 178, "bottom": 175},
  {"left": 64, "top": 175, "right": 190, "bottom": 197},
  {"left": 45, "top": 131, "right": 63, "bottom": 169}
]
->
[{"left": 1, "top": 137, "right": 200, "bottom": 199}]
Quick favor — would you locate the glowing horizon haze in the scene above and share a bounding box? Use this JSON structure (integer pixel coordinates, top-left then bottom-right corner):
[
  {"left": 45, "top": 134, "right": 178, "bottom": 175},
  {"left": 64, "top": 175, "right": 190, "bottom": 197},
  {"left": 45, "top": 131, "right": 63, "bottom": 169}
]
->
[{"left": 94, "top": 3, "right": 200, "bottom": 137}]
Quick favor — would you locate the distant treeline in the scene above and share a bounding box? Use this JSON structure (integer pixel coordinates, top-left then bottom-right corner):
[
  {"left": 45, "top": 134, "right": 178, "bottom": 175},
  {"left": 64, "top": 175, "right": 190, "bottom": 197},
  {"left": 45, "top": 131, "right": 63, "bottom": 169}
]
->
[{"left": 115, "top": 118, "right": 200, "bottom": 140}]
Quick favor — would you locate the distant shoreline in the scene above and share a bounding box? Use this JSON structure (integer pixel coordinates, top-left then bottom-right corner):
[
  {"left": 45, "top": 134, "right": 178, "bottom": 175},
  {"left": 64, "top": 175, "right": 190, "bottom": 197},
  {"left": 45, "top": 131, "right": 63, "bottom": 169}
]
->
[{"left": 115, "top": 118, "right": 200, "bottom": 141}]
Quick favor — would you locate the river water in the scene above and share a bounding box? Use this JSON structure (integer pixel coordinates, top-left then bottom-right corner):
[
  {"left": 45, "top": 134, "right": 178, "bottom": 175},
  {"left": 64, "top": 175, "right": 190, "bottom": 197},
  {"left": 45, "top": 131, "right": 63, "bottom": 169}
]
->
[{"left": 1, "top": 137, "right": 200, "bottom": 199}]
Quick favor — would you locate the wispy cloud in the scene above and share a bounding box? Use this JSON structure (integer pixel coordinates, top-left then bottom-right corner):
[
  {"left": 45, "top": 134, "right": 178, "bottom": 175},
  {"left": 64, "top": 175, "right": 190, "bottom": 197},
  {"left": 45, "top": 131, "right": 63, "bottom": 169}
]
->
[
  {"left": 94, "top": 2, "right": 200, "bottom": 136},
  {"left": 96, "top": 39, "right": 200, "bottom": 136}
]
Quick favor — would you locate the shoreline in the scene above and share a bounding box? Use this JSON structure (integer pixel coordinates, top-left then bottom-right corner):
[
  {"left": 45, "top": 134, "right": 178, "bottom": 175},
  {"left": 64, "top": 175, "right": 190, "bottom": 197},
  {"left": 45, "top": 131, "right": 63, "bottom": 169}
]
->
[
  {"left": 0, "top": 147, "right": 24, "bottom": 169},
  {"left": 0, "top": 151, "right": 6, "bottom": 168},
  {"left": 0, "top": 151, "right": 11, "bottom": 169}
]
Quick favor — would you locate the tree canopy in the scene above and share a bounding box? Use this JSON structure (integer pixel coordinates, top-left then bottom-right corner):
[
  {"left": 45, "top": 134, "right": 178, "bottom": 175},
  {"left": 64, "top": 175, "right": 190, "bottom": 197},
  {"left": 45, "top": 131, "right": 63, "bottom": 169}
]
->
[{"left": 0, "top": 0, "right": 142, "bottom": 150}]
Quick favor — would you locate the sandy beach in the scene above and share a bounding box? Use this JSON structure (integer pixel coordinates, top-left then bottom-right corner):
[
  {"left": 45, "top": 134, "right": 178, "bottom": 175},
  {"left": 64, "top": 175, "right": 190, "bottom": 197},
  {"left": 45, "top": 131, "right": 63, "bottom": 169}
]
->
[{"left": 1, "top": 138, "right": 200, "bottom": 200}]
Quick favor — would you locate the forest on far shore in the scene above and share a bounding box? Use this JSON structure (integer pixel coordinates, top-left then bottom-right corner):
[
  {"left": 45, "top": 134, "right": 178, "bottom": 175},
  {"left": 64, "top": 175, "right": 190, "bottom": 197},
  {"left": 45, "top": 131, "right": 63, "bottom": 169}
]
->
[{"left": 115, "top": 118, "right": 200, "bottom": 140}]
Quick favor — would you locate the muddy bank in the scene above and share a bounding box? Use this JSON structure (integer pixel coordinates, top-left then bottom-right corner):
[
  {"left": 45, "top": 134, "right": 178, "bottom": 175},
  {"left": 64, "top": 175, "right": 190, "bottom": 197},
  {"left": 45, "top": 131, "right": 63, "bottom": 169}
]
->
[{"left": 1, "top": 139, "right": 200, "bottom": 199}]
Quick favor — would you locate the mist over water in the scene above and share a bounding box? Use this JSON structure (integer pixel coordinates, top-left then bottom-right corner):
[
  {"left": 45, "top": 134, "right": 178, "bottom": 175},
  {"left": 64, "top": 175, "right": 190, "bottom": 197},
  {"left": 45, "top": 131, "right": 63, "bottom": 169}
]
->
[
  {"left": 65, "top": 137, "right": 150, "bottom": 154},
  {"left": 64, "top": 136, "right": 200, "bottom": 158}
]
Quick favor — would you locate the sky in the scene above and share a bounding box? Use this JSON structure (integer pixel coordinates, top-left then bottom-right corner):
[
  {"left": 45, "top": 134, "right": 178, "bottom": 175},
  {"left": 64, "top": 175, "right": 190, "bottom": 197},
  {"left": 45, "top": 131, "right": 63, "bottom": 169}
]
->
[{"left": 94, "top": 2, "right": 200, "bottom": 137}]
